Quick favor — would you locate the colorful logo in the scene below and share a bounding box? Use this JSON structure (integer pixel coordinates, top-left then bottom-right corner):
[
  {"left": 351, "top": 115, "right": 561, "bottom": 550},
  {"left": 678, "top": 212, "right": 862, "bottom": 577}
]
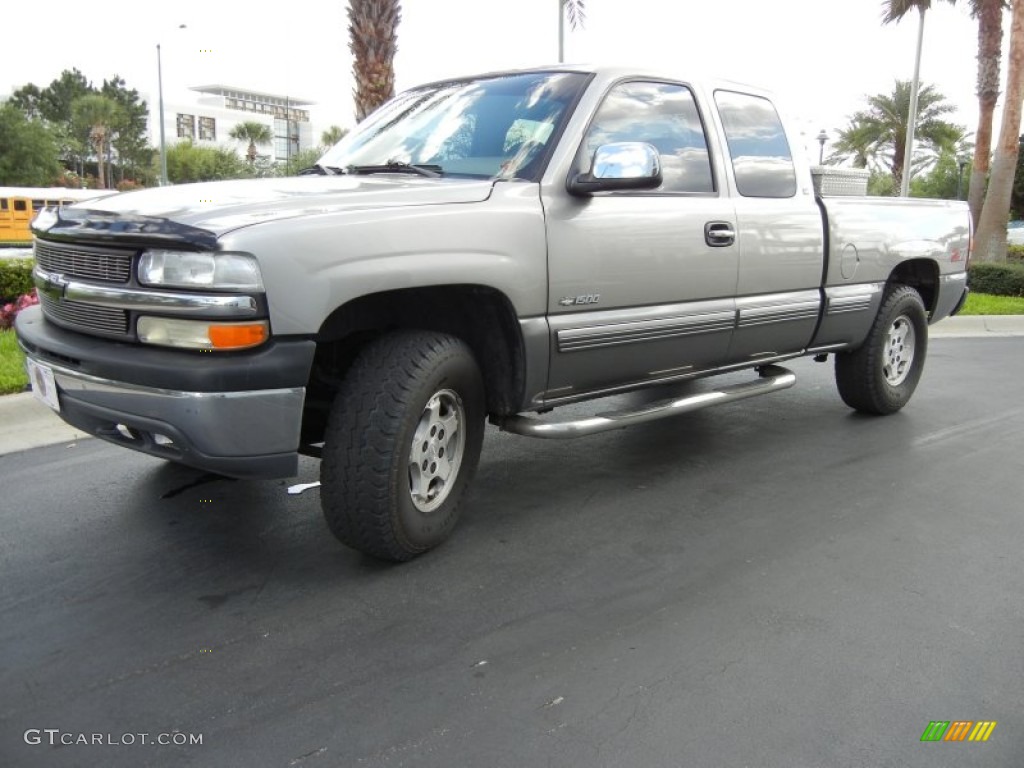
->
[{"left": 921, "top": 721, "right": 997, "bottom": 742}]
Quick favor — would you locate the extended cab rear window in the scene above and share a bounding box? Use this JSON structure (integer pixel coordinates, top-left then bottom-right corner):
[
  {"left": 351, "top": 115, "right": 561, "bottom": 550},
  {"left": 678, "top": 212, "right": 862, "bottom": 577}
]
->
[{"left": 714, "top": 90, "right": 797, "bottom": 198}]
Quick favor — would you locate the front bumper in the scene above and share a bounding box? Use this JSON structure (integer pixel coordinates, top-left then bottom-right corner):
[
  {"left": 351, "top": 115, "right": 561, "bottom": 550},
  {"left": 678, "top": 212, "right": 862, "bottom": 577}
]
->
[{"left": 15, "top": 306, "right": 315, "bottom": 478}]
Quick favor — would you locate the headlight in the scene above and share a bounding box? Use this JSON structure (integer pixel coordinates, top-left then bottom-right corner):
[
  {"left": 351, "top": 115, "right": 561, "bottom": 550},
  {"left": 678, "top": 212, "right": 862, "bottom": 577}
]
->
[
  {"left": 138, "top": 250, "right": 263, "bottom": 291},
  {"left": 137, "top": 317, "right": 269, "bottom": 350}
]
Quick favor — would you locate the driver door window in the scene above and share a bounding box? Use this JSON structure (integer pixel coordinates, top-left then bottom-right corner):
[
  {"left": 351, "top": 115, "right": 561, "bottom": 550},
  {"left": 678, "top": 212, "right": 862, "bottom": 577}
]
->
[{"left": 581, "top": 81, "right": 714, "bottom": 194}]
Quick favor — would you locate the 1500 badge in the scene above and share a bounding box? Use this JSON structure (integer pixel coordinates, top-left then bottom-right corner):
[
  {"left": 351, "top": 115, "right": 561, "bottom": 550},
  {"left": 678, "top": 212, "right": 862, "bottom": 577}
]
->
[{"left": 558, "top": 294, "right": 601, "bottom": 307}]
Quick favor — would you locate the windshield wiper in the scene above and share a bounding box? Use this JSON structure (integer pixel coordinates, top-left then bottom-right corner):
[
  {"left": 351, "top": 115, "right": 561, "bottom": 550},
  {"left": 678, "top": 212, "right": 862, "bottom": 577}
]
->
[
  {"left": 297, "top": 164, "right": 346, "bottom": 176},
  {"left": 347, "top": 161, "right": 443, "bottom": 178}
]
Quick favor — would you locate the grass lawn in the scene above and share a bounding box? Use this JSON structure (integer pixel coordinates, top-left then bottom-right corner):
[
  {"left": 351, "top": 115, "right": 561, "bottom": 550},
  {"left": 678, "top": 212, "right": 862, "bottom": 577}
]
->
[
  {"left": 0, "top": 330, "right": 27, "bottom": 395},
  {"left": 960, "top": 292, "right": 1024, "bottom": 315}
]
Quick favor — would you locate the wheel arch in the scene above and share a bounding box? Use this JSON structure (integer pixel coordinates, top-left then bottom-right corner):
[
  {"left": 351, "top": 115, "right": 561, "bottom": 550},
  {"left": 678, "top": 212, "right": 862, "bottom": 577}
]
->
[
  {"left": 888, "top": 258, "right": 939, "bottom": 314},
  {"left": 302, "top": 284, "right": 526, "bottom": 444}
]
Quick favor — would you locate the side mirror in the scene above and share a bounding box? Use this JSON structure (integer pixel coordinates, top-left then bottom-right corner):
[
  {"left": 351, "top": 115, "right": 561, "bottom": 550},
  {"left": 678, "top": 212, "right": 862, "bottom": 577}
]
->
[{"left": 568, "top": 142, "right": 663, "bottom": 197}]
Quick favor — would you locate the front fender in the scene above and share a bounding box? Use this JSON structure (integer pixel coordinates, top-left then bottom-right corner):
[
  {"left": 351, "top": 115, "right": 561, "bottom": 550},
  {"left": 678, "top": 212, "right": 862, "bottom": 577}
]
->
[{"left": 219, "top": 183, "right": 547, "bottom": 335}]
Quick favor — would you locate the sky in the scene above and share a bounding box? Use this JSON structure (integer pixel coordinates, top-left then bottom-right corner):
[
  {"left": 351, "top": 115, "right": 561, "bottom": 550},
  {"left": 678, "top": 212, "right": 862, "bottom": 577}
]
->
[{"left": 0, "top": 0, "right": 998, "bottom": 164}]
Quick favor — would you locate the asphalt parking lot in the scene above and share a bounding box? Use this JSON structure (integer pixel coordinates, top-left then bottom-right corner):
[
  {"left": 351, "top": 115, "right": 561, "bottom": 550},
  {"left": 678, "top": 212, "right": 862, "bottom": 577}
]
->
[{"left": 1, "top": 336, "right": 1022, "bottom": 767}]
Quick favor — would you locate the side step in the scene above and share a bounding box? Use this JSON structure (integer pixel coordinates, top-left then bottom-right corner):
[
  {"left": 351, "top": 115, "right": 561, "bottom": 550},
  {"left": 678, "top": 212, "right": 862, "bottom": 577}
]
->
[{"left": 493, "top": 365, "right": 796, "bottom": 439}]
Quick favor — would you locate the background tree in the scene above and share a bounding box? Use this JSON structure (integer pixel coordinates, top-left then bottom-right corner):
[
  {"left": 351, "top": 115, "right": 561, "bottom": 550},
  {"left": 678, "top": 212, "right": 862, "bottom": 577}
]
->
[
  {"left": 0, "top": 103, "right": 61, "bottom": 186},
  {"left": 828, "top": 81, "right": 961, "bottom": 190},
  {"left": 71, "top": 94, "right": 120, "bottom": 189},
  {"left": 867, "top": 171, "right": 898, "bottom": 196},
  {"left": 828, "top": 120, "right": 880, "bottom": 170},
  {"left": 8, "top": 84, "right": 43, "bottom": 120},
  {"left": 1009, "top": 146, "right": 1024, "bottom": 218},
  {"left": 559, "top": 0, "right": 586, "bottom": 62},
  {"left": 282, "top": 147, "right": 325, "bottom": 176},
  {"left": 883, "top": 1, "right": 1007, "bottom": 224},
  {"left": 348, "top": 0, "right": 401, "bottom": 122},
  {"left": 229, "top": 121, "right": 273, "bottom": 164},
  {"left": 101, "top": 76, "right": 152, "bottom": 185},
  {"left": 910, "top": 149, "right": 973, "bottom": 198},
  {"left": 8, "top": 69, "right": 152, "bottom": 186},
  {"left": 965, "top": 0, "right": 1006, "bottom": 227},
  {"left": 164, "top": 141, "right": 248, "bottom": 183},
  {"left": 975, "top": 0, "right": 1024, "bottom": 262},
  {"left": 35, "top": 69, "right": 92, "bottom": 125},
  {"left": 882, "top": 0, "right": 956, "bottom": 195},
  {"left": 321, "top": 125, "right": 348, "bottom": 146},
  {"left": 12, "top": 69, "right": 93, "bottom": 176}
]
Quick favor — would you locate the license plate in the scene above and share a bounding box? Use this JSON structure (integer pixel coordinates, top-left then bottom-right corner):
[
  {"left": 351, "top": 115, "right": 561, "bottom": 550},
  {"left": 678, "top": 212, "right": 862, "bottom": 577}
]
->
[{"left": 25, "top": 358, "right": 60, "bottom": 412}]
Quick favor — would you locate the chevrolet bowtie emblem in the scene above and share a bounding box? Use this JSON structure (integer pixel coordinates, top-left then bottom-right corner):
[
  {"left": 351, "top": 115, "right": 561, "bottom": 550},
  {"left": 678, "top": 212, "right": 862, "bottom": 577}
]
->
[{"left": 42, "top": 272, "right": 69, "bottom": 299}]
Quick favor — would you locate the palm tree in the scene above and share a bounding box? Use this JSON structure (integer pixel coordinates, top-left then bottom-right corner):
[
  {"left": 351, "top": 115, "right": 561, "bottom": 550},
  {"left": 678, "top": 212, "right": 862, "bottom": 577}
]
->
[
  {"left": 966, "top": 0, "right": 1006, "bottom": 227},
  {"left": 229, "top": 121, "right": 273, "bottom": 164},
  {"left": 321, "top": 125, "right": 348, "bottom": 146},
  {"left": 882, "top": 0, "right": 957, "bottom": 196},
  {"left": 975, "top": 1, "right": 1024, "bottom": 262},
  {"left": 828, "top": 81, "right": 961, "bottom": 190},
  {"left": 71, "top": 94, "right": 119, "bottom": 189},
  {"left": 348, "top": 0, "right": 401, "bottom": 122},
  {"left": 828, "top": 120, "right": 881, "bottom": 170},
  {"left": 559, "top": 0, "right": 586, "bottom": 62},
  {"left": 884, "top": 1, "right": 1006, "bottom": 223},
  {"left": 882, "top": 0, "right": 955, "bottom": 22}
]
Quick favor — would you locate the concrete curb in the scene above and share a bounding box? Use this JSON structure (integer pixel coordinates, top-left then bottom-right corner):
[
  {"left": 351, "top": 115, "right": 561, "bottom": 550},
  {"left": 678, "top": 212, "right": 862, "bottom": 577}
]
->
[
  {"left": 0, "top": 391, "right": 90, "bottom": 457},
  {"left": 2, "top": 315, "right": 1024, "bottom": 458},
  {"left": 928, "top": 315, "right": 1024, "bottom": 337}
]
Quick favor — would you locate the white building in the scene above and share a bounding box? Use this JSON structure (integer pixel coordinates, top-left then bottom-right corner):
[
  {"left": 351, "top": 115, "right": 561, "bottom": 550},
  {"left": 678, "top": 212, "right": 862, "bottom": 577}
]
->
[{"left": 150, "top": 85, "right": 316, "bottom": 163}]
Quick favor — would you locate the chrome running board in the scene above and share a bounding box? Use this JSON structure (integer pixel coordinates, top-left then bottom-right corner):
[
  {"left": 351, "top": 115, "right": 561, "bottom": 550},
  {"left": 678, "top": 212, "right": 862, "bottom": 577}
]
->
[{"left": 493, "top": 365, "right": 796, "bottom": 439}]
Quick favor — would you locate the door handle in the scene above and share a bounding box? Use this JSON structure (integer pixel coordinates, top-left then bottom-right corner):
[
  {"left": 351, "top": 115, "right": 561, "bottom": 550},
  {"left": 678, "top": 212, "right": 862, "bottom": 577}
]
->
[{"left": 705, "top": 221, "right": 736, "bottom": 247}]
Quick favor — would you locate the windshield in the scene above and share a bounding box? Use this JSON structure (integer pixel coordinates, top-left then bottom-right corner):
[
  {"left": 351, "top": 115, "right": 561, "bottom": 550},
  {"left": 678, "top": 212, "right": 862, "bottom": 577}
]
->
[{"left": 318, "top": 71, "right": 589, "bottom": 180}]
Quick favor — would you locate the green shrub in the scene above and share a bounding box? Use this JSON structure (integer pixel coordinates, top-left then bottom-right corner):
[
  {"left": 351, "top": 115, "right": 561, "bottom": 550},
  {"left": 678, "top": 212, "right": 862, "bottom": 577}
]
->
[
  {"left": 0, "top": 258, "right": 34, "bottom": 301},
  {"left": 968, "top": 261, "right": 1024, "bottom": 297},
  {"left": 1007, "top": 244, "right": 1024, "bottom": 263}
]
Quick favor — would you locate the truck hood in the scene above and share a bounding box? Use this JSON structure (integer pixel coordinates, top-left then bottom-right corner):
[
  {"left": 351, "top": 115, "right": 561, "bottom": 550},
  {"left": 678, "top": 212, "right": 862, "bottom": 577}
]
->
[{"left": 34, "top": 176, "right": 496, "bottom": 246}]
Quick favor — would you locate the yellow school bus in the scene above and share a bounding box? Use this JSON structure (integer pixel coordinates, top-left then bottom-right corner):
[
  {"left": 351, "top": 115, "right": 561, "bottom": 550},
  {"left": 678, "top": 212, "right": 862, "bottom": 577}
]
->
[{"left": 0, "top": 187, "right": 118, "bottom": 246}]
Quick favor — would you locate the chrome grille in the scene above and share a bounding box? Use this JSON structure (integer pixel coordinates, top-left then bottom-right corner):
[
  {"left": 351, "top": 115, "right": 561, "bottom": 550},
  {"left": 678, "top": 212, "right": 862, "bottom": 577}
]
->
[
  {"left": 34, "top": 240, "right": 133, "bottom": 283},
  {"left": 39, "top": 293, "right": 129, "bottom": 338}
]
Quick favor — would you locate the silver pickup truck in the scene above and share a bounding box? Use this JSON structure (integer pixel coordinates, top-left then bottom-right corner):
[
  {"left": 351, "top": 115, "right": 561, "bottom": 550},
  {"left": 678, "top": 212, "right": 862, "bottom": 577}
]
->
[{"left": 16, "top": 66, "right": 970, "bottom": 560}]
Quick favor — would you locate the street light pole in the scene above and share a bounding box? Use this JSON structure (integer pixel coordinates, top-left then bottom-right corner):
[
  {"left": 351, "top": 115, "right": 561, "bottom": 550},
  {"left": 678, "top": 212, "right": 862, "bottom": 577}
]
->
[
  {"left": 156, "top": 24, "right": 186, "bottom": 187},
  {"left": 157, "top": 43, "right": 168, "bottom": 186},
  {"left": 558, "top": 0, "right": 565, "bottom": 63},
  {"left": 956, "top": 155, "right": 968, "bottom": 200},
  {"left": 900, "top": 7, "right": 926, "bottom": 198}
]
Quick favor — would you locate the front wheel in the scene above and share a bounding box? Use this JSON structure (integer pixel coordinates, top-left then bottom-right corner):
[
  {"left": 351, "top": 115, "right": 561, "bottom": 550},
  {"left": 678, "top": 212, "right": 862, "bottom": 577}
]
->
[
  {"left": 320, "top": 331, "right": 485, "bottom": 561},
  {"left": 834, "top": 285, "right": 928, "bottom": 415}
]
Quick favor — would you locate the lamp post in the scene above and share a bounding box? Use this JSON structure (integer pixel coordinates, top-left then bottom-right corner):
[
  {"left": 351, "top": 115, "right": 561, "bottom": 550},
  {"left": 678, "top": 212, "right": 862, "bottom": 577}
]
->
[
  {"left": 900, "top": 7, "right": 926, "bottom": 198},
  {"left": 157, "top": 43, "right": 167, "bottom": 186},
  {"left": 156, "top": 24, "right": 186, "bottom": 186},
  {"left": 956, "top": 154, "right": 969, "bottom": 200},
  {"left": 816, "top": 129, "right": 828, "bottom": 165}
]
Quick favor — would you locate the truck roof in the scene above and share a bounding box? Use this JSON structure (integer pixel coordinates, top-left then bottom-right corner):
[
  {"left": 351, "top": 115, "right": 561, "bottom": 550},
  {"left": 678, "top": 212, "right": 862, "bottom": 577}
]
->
[{"left": 413, "top": 64, "right": 775, "bottom": 101}]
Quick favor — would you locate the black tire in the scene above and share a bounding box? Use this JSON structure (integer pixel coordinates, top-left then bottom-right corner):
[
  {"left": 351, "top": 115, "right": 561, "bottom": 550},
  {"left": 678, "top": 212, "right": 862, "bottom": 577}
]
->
[
  {"left": 320, "top": 330, "right": 485, "bottom": 561},
  {"left": 834, "top": 284, "right": 928, "bottom": 415}
]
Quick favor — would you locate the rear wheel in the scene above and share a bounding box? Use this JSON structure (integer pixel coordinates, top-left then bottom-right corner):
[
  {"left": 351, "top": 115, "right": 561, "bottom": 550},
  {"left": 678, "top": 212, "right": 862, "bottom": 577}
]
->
[
  {"left": 320, "top": 330, "right": 485, "bottom": 561},
  {"left": 834, "top": 284, "right": 928, "bottom": 415}
]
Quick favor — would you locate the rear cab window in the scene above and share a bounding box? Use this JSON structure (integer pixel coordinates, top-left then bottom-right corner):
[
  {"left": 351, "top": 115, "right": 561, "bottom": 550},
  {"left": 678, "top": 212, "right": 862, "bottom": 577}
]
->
[{"left": 714, "top": 90, "right": 796, "bottom": 198}]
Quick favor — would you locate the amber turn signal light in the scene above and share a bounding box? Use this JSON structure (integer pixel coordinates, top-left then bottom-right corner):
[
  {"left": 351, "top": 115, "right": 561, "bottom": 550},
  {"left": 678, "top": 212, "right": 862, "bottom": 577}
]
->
[{"left": 209, "top": 323, "right": 269, "bottom": 349}]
